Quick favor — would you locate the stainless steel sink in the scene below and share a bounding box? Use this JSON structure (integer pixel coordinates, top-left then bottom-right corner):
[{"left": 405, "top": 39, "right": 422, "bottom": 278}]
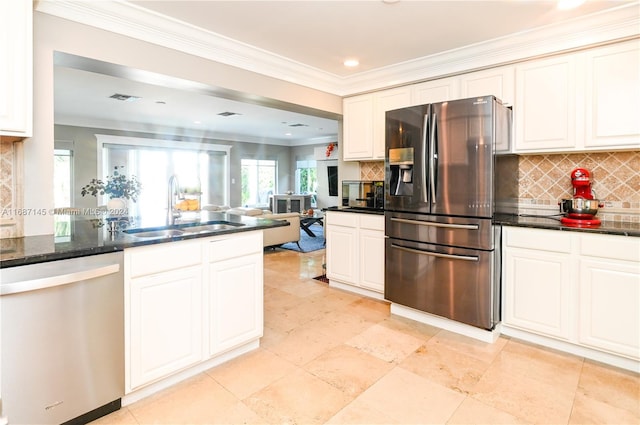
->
[
  {"left": 126, "top": 229, "right": 185, "bottom": 238},
  {"left": 180, "top": 223, "right": 241, "bottom": 233},
  {"left": 124, "top": 221, "right": 244, "bottom": 238}
]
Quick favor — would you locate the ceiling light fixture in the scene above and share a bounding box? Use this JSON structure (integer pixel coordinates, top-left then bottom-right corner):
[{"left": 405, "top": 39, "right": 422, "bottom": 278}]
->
[
  {"left": 344, "top": 59, "right": 359, "bottom": 68},
  {"left": 557, "top": 0, "right": 585, "bottom": 10}
]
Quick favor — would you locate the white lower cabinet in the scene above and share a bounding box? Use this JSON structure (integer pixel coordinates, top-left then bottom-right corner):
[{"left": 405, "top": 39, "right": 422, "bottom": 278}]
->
[
  {"left": 129, "top": 265, "right": 203, "bottom": 389},
  {"left": 208, "top": 233, "right": 263, "bottom": 357},
  {"left": 326, "top": 211, "right": 385, "bottom": 296},
  {"left": 502, "top": 227, "right": 640, "bottom": 370},
  {"left": 124, "top": 231, "right": 263, "bottom": 393},
  {"left": 504, "top": 246, "right": 572, "bottom": 340}
]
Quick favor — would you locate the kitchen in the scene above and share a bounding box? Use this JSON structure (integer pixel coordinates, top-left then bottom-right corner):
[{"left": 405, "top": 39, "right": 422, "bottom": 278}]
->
[{"left": 2, "top": 1, "right": 640, "bottom": 424}]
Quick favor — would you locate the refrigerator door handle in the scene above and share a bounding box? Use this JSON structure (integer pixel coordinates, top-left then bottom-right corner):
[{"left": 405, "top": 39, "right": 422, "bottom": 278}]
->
[
  {"left": 421, "top": 110, "right": 429, "bottom": 203},
  {"left": 429, "top": 112, "right": 437, "bottom": 204},
  {"left": 391, "top": 243, "right": 479, "bottom": 262},
  {"left": 390, "top": 217, "right": 479, "bottom": 230}
]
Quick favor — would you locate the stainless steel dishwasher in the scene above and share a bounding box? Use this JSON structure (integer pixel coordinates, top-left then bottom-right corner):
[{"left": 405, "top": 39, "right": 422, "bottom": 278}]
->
[{"left": 1, "top": 252, "right": 124, "bottom": 425}]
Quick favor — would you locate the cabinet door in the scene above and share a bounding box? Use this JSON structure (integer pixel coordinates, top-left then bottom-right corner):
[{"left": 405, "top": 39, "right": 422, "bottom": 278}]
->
[
  {"left": 584, "top": 40, "right": 640, "bottom": 149},
  {"left": 343, "top": 94, "right": 374, "bottom": 160},
  {"left": 358, "top": 228, "right": 385, "bottom": 293},
  {"left": 326, "top": 224, "right": 358, "bottom": 284},
  {"left": 209, "top": 253, "right": 263, "bottom": 356},
  {"left": 460, "top": 66, "right": 515, "bottom": 106},
  {"left": 578, "top": 258, "right": 640, "bottom": 359},
  {"left": 503, "top": 248, "right": 572, "bottom": 340},
  {"left": 410, "top": 77, "right": 460, "bottom": 106},
  {"left": 515, "top": 55, "right": 577, "bottom": 152},
  {"left": 0, "top": 0, "right": 32, "bottom": 138},
  {"left": 373, "top": 87, "right": 412, "bottom": 159},
  {"left": 129, "top": 266, "right": 203, "bottom": 390}
]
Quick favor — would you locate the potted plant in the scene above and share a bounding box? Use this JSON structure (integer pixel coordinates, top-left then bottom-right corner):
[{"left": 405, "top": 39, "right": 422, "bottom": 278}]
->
[{"left": 81, "top": 166, "right": 142, "bottom": 211}]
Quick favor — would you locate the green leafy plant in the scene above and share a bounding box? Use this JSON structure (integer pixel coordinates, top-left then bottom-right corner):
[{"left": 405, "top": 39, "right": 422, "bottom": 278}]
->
[{"left": 81, "top": 166, "right": 142, "bottom": 201}]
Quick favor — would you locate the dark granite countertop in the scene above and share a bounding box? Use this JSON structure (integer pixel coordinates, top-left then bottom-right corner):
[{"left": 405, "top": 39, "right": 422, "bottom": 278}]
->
[
  {"left": 0, "top": 211, "right": 288, "bottom": 268},
  {"left": 494, "top": 213, "right": 640, "bottom": 237},
  {"left": 324, "top": 207, "right": 638, "bottom": 237},
  {"left": 323, "top": 206, "right": 385, "bottom": 215}
]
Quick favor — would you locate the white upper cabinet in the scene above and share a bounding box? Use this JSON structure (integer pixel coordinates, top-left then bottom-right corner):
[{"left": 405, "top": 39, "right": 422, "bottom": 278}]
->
[
  {"left": 584, "top": 40, "right": 640, "bottom": 149},
  {"left": 459, "top": 66, "right": 515, "bottom": 107},
  {"left": 515, "top": 55, "right": 578, "bottom": 152},
  {"left": 343, "top": 94, "right": 374, "bottom": 160},
  {"left": 372, "top": 87, "right": 412, "bottom": 159},
  {"left": 343, "top": 40, "right": 638, "bottom": 157},
  {"left": 0, "top": 0, "right": 32, "bottom": 139},
  {"left": 343, "top": 87, "right": 411, "bottom": 161},
  {"left": 514, "top": 39, "right": 640, "bottom": 153},
  {"left": 410, "top": 76, "right": 460, "bottom": 106}
]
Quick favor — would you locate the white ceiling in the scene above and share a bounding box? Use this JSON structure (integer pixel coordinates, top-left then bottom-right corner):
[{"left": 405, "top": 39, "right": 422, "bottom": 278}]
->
[
  {"left": 129, "top": 0, "right": 633, "bottom": 77},
  {"left": 52, "top": 0, "right": 638, "bottom": 145}
]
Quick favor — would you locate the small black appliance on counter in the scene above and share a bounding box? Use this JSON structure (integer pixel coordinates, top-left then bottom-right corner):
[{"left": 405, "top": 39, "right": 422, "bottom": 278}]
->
[{"left": 341, "top": 180, "right": 384, "bottom": 210}]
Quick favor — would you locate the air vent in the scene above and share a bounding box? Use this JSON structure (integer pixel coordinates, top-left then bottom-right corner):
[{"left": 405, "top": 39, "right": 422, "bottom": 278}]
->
[
  {"left": 217, "top": 112, "right": 241, "bottom": 117},
  {"left": 109, "top": 93, "right": 141, "bottom": 102},
  {"left": 288, "top": 123, "right": 309, "bottom": 127}
]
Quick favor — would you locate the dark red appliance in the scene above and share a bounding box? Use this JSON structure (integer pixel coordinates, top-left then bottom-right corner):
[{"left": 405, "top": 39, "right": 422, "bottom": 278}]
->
[{"left": 559, "top": 168, "right": 603, "bottom": 227}]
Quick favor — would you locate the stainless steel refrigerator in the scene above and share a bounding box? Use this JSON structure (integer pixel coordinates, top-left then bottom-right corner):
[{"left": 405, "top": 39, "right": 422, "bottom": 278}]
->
[{"left": 384, "top": 95, "right": 518, "bottom": 331}]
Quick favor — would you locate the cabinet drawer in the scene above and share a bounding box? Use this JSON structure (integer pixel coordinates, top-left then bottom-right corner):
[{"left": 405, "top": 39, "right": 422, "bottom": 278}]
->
[
  {"left": 209, "top": 231, "right": 262, "bottom": 263},
  {"left": 579, "top": 234, "right": 640, "bottom": 262},
  {"left": 127, "top": 240, "right": 202, "bottom": 278},
  {"left": 504, "top": 227, "right": 571, "bottom": 253},
  {"left": 326, "top": 212, "right": 358, "bottom": 227},
  {"left": 359, "top": 214, "right": 384, "bottom": 231}
]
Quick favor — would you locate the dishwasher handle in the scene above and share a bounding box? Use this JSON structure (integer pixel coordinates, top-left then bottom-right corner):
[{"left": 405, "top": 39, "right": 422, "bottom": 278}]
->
[{"left": 1, "top": 263, "right": 120, "bottom": 296}]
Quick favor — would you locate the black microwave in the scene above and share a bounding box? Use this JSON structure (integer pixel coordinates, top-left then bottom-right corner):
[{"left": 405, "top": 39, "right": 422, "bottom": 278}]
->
[{"left": 341, "top": 180, "right": 384, "bottom": 210}]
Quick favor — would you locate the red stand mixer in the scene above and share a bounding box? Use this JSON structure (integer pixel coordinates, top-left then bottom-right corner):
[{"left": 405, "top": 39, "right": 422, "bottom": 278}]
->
[{"left": 559, "top": 168, "right": 604, "bottom": 227}]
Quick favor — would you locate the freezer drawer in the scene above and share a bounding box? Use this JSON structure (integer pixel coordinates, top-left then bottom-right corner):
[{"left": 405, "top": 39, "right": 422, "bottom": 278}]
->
[
  {"left": 385, "top": 212, "right": 494, "bottom": 251},
  {"left": 385, "top": 238, "right": 499, "bottom": 330}
]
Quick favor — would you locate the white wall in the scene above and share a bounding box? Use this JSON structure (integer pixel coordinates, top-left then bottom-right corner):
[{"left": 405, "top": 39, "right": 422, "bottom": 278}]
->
[{"left": 27, "top": 11, "right": 342, "bottom": 236}]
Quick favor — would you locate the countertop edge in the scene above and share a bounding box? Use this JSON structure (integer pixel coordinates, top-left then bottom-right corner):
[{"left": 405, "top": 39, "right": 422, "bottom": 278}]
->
[{"left": 0, "top": 217, "right": 288, "bottom": 268}]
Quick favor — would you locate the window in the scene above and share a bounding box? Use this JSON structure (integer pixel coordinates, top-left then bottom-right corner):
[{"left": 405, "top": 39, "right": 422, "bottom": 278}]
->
[
  {"left": 241, "top": 159, "right": 276, "bottom": 207},
  {"left": 97, "top": 134, "right": 230, "bottom": 223},
  {"left": 53, "top": 148, "right": 73, "bottom": 240},
  {"left": 295, "top": 160, "right": 317, "bottom": 207}
]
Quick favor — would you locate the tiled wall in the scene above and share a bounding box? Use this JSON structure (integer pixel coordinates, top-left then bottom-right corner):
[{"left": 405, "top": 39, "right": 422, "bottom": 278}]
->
[
  {"left": 360, "top": 150, "right": 640, "bottom": 223},
  {"left": 0, "top": 140, "right": 20, "bottom": 238},
  {"left": 360, "top": 161, "right": 385, "bottom": 181}
]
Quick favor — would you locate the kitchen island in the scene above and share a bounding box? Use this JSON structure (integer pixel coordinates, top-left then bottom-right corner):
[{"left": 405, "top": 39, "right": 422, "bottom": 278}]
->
[{"left": 0, "top": 211, "right": 288, "bottom": 423}]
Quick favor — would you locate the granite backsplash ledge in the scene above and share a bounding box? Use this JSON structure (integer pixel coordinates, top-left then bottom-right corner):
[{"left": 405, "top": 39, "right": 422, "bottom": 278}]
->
[{"left": 359, "top": 150, "right": 640, "bottom": 223}]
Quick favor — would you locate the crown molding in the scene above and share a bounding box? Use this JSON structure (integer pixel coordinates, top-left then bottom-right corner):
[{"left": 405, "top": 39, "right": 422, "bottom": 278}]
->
[{"left": 37, "top": 1, "right": 640, "bottom": 97}]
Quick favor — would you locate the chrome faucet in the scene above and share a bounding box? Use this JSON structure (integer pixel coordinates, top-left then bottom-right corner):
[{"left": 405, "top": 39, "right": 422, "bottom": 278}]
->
[{"left": 167, "top": 174, "right": 182, "bottom": 226}]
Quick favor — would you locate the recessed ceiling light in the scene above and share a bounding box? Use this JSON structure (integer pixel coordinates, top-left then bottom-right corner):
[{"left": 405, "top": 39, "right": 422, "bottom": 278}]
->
[
  {"left": 344, "top": 59, "right": 359, "bottom": 68},
  {"left": 557, "top": 0, "right": 585, "bottom": 10},
  {"left": 193, "top": 120, "right": 201, "bottom": 124},
  {"left": 285, "top": 132, "right": 292, "bottom": 136}
]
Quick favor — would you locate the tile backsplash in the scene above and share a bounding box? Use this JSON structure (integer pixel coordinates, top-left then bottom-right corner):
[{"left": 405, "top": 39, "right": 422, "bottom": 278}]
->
[
  {"left": 0, "top": 140, "right": 20, "bottom": 238},
  {"left": 360, "top": 151, "right": 640, "bottom": 222},
  {"left": 359, "top": 161, "right": 385, "bottom": 181}
]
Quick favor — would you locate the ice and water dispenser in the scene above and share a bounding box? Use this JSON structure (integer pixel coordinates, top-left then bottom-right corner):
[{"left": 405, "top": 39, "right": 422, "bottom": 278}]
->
[{"left": 388, "top": 147, "right": 414, "bottom": 196}]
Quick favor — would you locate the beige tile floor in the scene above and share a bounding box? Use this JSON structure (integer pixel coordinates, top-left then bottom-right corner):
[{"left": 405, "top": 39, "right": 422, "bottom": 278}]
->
[{"left": 93, "top": 248, "right": 640, "bottom": 425}]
